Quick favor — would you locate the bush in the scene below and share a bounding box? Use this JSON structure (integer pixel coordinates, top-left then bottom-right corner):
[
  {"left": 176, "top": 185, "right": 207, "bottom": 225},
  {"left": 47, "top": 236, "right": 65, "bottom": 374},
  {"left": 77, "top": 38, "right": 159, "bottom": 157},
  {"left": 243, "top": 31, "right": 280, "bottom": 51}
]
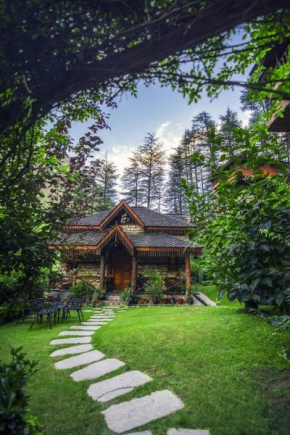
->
[
  {"left": 91, "top": 290, "right": 100, "bottom": 306},
  {"left": 120, "top": 289, "right": 133, "bottom": 305},
  {"left": 70, "top": 281, "right": 94, "bottom": 299},
  {"left": 144, "top": 271, "right": 164, "bottom": 303},
  {"left": 0, "top": 348, "right": 43, "bottom": 435}
]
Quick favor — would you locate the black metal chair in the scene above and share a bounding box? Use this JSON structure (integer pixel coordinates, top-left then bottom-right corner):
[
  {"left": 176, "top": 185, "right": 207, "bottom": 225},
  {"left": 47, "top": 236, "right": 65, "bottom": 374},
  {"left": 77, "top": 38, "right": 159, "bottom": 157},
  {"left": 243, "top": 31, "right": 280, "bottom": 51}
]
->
[
  {"left": 17, "top": 298, "right": 43, "bottom": 323},
  {"left": 63, "top": 298, "right": 84, "bottom": 322},
  {"left": 29, "top": 299, "right": 57, "bottom": 330}
]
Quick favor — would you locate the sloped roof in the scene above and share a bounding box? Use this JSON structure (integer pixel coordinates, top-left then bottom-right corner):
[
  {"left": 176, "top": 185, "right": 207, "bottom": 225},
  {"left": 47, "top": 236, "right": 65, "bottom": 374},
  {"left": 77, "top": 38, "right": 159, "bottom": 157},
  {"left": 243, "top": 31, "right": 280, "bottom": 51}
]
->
[
  {"left": 71, "top": 211, "right": 109, "bottom": 226},
  {"left": 57, "top": 228, "right": 194, "bottom": 251},
  {"left": 69, "top": 203, "right": 192, "bottom": 229},
  {"left": 60, "top": 231, "right": 107, "bottom": 245},
  {"left": 127, "top": 232, "right": 192, "bottom": 249},
  {"left": 131, "top": 207, "right": 192, "bottom": 227}
]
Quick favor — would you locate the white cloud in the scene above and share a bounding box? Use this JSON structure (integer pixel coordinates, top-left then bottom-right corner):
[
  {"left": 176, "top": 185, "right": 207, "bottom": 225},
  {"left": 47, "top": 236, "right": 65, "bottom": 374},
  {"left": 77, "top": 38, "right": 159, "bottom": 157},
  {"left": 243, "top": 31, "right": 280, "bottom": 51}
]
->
[
  {"left": 155, "top": 121, "right": 183, "bottom": 156},
  {"left": 101, "top": 121, "right": 184, "bottom": 195},
  {"left": 240, "top": 110, "right": 251, "bottom": 128}
]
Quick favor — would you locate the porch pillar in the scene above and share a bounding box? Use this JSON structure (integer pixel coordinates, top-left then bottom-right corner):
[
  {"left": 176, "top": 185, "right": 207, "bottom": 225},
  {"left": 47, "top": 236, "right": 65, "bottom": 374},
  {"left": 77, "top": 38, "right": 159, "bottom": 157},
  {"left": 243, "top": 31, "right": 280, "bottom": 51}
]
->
[
  {"left": 185, "top": 254, "right": 191, "bottom": 296},
  {"left": 100, "top": 254, "right": 105, "bottom": 291},
  {"left": 131, "top": 255, "right": 138, "bottom": 292}
]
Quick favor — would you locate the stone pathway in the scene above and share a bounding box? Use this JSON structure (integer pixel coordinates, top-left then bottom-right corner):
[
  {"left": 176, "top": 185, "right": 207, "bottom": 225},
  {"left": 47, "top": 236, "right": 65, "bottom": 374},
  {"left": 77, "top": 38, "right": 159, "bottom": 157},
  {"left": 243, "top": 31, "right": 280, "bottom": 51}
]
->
[
  {"left": 50, "top": 336, "right": 91, "bottom": 345},
  {"left": 168, "top": 430, "right": 211, "bottom": 435},
  {"left": 102, "top": 390, "right": 184, "bottom": 433},
  {"left": 55, "top": 350, "right": 105, "bottom": 370},
  {"left": 58, "top": 330, "right": 95, "bottom": 336},
  {"left": 49, "top": 306, "right": 211, "bottom": 434},
  {"left": 87, "top": 370, "right": 152, "bottom": 403},
  {"left": 50, "top": 344, "right": 93, "bottom": 357}
]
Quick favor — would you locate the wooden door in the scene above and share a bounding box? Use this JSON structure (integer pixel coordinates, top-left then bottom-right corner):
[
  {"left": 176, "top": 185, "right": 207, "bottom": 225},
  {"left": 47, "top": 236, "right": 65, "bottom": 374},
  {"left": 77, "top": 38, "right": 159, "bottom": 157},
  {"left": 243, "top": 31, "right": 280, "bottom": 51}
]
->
[{"left": 112, "top": 247, "right": 132, "bottom": 290}]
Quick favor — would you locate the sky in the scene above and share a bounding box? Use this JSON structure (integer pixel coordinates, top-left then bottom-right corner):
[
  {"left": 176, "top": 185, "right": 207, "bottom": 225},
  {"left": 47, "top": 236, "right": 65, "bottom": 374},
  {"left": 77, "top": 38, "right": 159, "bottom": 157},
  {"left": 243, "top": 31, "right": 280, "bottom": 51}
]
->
[{"left": 69, "top": 78, "right": 251, "bottom": 188}]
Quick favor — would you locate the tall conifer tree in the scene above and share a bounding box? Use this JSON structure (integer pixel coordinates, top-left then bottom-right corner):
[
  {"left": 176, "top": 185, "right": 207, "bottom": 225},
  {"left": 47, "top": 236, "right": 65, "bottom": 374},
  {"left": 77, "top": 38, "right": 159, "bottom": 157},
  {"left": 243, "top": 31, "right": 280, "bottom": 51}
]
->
[
  {"left": 121, "top": 153, "right": 144, "bottom": 206},
  {"left": 139, "top": 133, "right": 165, "bottom": 210}
]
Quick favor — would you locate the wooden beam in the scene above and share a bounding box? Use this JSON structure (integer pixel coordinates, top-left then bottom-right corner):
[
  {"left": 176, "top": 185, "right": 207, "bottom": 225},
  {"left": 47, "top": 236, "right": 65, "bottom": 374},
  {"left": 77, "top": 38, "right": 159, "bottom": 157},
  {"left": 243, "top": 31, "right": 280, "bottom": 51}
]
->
[
  {"left": 99, "top": 254, "right": 105, "bottom": 291},
  {"left": 131, "top": 255, "right": 138, "bottom": 293},
  {"left": 185, "top": 255, "right": 191, "bottom": 296}
]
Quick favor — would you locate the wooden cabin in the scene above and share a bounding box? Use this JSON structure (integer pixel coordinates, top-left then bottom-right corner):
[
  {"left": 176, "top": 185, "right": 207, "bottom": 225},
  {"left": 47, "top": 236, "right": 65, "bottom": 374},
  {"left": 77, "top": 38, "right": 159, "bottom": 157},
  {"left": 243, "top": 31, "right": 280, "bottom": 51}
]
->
[{"left": 53, "top": 200, "right": 201, "bottom": 296}]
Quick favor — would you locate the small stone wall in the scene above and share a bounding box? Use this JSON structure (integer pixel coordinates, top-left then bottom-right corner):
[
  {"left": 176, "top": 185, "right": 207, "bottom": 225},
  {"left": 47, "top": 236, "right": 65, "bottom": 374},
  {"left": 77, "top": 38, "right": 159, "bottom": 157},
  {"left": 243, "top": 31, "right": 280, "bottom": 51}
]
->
[{"left": 61, "top": 253, "right": 186, "bottom": 291}]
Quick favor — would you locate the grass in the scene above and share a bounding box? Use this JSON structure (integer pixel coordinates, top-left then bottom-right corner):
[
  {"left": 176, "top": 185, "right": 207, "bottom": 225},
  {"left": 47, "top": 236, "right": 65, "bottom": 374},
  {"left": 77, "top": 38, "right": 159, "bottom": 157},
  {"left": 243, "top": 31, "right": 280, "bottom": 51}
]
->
[
  {"left": 197, "top": 283, "right": 243, "bottom": 306},
  {"left": 0, "top": 306, "right": 290, "bottom": 435}
]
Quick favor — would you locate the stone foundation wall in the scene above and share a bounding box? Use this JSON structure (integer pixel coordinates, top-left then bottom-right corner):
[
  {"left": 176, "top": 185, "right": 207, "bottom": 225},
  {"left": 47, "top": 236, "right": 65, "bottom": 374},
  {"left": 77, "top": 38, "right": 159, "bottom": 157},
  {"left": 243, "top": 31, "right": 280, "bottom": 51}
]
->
[
  {"left": 75, "top": 256, "right": 101, "bottom": 289},
  {"left": 61, "top": 253, "right": 186, "bottom": 291},
  {"left": 137, "top": 256, "right": 185, "bottom": 279}
]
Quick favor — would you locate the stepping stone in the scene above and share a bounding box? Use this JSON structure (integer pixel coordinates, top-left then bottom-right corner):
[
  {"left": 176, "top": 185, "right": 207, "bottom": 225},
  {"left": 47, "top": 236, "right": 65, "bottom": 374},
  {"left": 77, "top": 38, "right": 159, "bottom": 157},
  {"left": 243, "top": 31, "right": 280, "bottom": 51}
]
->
[
  {"left": 87, "top": 370, "right": 152, "bottom": 403},
  {"left": 50, "top": 344, "right": 93, "bottom": 357},
  {"left": 70, "top": 326, "right": 101, "bottom": 331},
  {"left": 102, "top": 390, "right": 184, "bottom": 433},
  {"left": 88, "top": 318, "right": 110, "bottom": 321},
  {"left": 58, "top": 330, "right": 95, "bottom": 336},
  {"left": 126, "top": 432, "right": 152, "bottom": 435},
  {"left": 84, "top": 310, "right": 93, "bottom": 312},
  {"left": 90, "top": 317, "right": 113, "bottom": 320},
  {"left": 81, "top": 322, "right": 107, "bottom": 326},
  {"left": 168, "top": 431, "right": 211, "bottom": 435},
  {"left": 50, "top": 337, "right": 91, "bottom": 345},
  {"left": 71, "top": 358, "right": 125, "bottom": 382},
  {"left": 55, "top": 350, "right": 105, "bottom": 370}
]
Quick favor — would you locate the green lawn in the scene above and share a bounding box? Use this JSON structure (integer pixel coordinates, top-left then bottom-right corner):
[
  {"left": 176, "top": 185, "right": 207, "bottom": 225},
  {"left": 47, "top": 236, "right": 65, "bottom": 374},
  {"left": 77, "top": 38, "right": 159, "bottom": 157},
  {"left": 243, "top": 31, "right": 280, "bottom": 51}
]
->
[
  {"left": 0, "top": 306, "right": 290, "bottom": 435},
  {"left": 196, "top": 283, "right": 242, "bottom": 306}
]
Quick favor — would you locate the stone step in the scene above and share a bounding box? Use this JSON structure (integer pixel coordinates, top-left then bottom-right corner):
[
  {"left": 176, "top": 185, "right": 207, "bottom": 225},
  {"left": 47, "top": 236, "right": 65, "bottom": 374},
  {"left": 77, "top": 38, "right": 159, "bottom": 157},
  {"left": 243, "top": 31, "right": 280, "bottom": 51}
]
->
[
  {"left": 102, "top": 390, "right": 184, "bottom": 433},
  {"left": 58, "top": 330, "right": 95, "bottom": 336},
  {"left": 70, "top": 358, "right": 125, "bottom": 382},
  {"left": 87, "top": 370, "right": 152, "bottom": 403},
  {"left": 50, "top": 337, "right": 91, "bottom": 345},
  {"left": 55, "top": 350, "right": 105, "bottom": 370},
  {"left": 168, "top": 430, "right": 211, "bottom": 435},
  {"left": 70, "top": 326, "right": 101, "bottom": 331},
  {"left": 50, "top": 344, "right": 93, "bottom": 357}
]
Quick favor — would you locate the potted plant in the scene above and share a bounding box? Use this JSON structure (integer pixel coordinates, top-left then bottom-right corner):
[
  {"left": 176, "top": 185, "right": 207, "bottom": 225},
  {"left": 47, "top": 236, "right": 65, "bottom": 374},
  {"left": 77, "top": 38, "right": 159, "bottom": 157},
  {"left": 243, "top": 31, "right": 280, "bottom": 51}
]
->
[
  {"left": 70, "top": 280, "right": 94, "bottom": 304},
  {"left": 139, "top": 296, "right": 148, "bottom": 305},
  {"left": 143, "top": 271, "right": 164, "bottom": 304},
  {"left": 162, "top": 296, "right": 169, "bottom": 305},
  {"left": 176, "top": 297, "right": 184, "bottom": 305}
]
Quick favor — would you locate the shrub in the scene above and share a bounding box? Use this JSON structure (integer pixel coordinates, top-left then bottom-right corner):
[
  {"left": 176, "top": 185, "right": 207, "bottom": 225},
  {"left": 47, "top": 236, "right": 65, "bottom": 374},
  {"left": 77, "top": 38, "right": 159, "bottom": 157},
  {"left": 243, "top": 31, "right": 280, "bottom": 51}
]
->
[
  {"left": 91, "top": 290, "right": 100, "bottom": 306},
  {"left": 120, "top": 289, "right": 133, "bottom": 305},
  {"left": 144, "top": 271, "right": 164, "bottom": 303},
  {"left": 0, "top": 347, "right": 43, "bottom": 435},
  {"left": 70, "top": 281, "right": 94, "bottom": 299}
]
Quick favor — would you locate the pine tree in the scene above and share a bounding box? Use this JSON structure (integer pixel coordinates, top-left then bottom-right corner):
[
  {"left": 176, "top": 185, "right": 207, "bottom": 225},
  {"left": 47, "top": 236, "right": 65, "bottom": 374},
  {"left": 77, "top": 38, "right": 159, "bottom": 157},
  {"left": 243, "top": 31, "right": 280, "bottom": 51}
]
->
[
  {"left": 165, "top": 146, "right": 187, "bottom": 215},
  {"left": 95, "top": 156, "right": 118, "bottom": 210},
  {"left": 219, "top": 107, "right": 242, "bottom": 149},
  {"left": 139, "top": 133, "right": 165, "bottom": 210},
  {"left": 121, "top": 153, "right": 144, "bottom": 206},
  {"left": 190, "top": 111, "right": 216, "bottom": 193}
]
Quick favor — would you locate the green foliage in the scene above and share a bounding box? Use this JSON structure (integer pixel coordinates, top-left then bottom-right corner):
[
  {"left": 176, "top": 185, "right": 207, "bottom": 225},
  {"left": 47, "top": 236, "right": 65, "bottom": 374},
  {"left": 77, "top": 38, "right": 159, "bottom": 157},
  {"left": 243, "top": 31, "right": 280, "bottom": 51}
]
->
[
  {"left": 70, "top": 281, "right": 94, "bottom": 298},
  {"left": 186, "top": 126, "right": 290, "bottom": 309},
  {"left": 255, "top": 311, "right": 290, "bottom": 333},
  {"left": 144, "top": 271, "right": 164, "bottom": 303},
  {"left": 91, "top": 290, "right": 100, "bottom": 306},
  {"left": 120, "top": 289, "right": 133, "bottom": 305},
  {"left": 0, "top": 348, "right": 42, "bottom": 435}
]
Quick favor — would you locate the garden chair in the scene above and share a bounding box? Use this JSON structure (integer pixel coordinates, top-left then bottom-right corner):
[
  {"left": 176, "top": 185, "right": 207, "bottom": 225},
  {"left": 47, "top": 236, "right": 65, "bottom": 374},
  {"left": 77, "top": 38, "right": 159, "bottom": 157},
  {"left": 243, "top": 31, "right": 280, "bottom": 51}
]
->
[
  {"left": 17, "top": 298, "right": 43, "bottom": 323},
  {"left": 63, "top": 298, "right": 84, "bottom": 322},
  {"left": 29, "top": 299, "right": 57, "bottom": 330}
]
